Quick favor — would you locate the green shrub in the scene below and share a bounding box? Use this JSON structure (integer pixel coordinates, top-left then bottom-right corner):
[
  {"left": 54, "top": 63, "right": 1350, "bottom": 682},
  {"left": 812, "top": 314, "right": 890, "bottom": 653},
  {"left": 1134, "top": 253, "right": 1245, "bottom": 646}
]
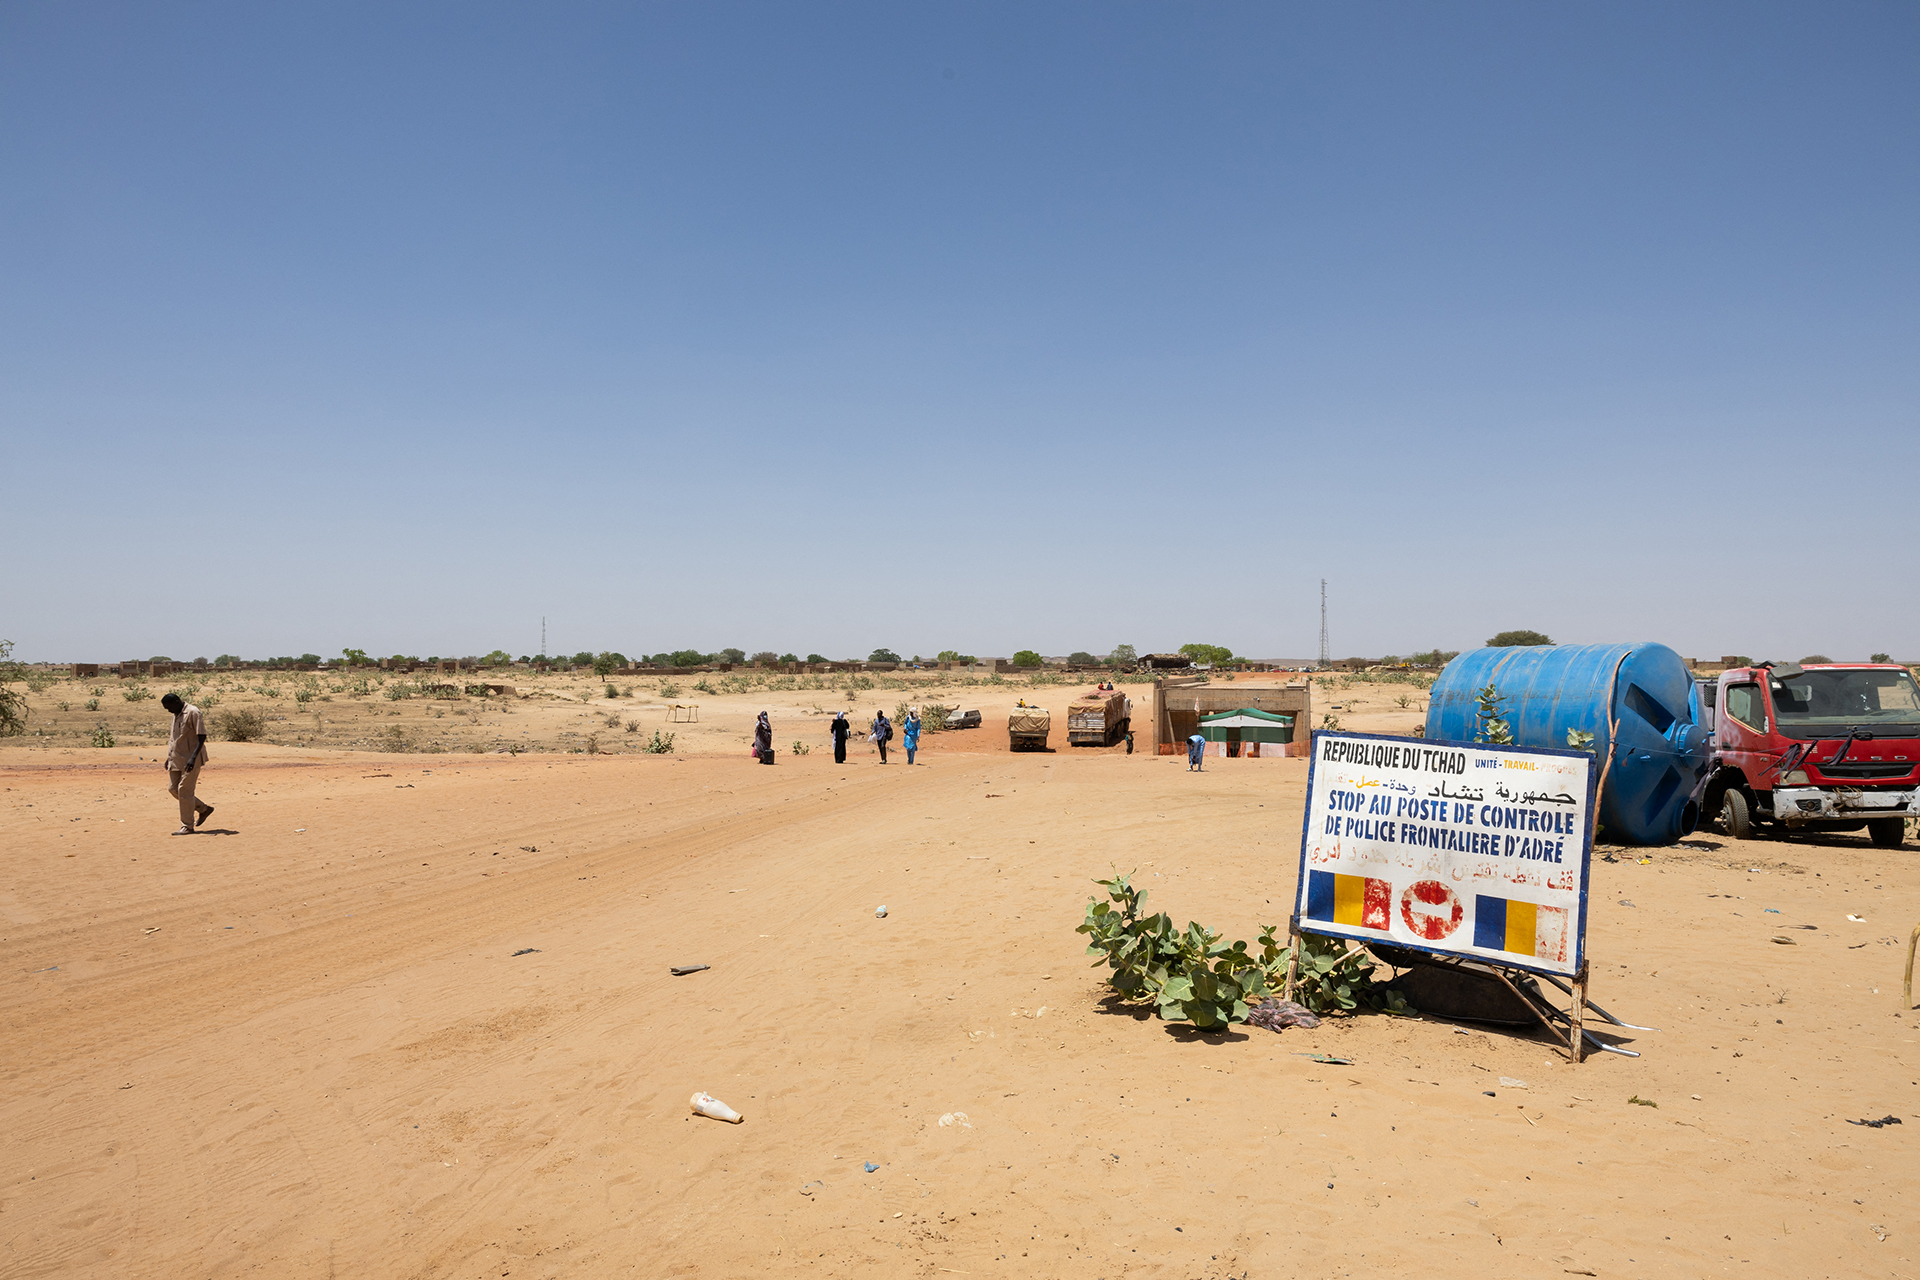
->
[
  {"left": 1011, "top": 650, "right": 1043, "bottom": 667},
  {"left": 85, "top": 697, "right": 100, "bottom": 711},
  {"left": 658, "top": 681, "right": 681, "bottom": 698},
  {"left": 1473, "top": 684, "right": 1512, "bottom": 744},
  {"left": 217, "top": 707, "right": 269, "bottom": 742},
  {"left": 642, "top": 729, "right": 676, "bottom": 754},
  {"left": 90, "top": 724, "right": 115, "bottom": 748},
  {"left": 1078, "top": 871, "right": 1410, "bottom": 1024},
  {"left": 790, "top": 739, "right": 810, "bottom": 755},
  {"left": 1486, "top": 630, "right": 1553, "bottom": 647},
  {"left": 123, "top": 683, "right": 153, "bottom": 702}
]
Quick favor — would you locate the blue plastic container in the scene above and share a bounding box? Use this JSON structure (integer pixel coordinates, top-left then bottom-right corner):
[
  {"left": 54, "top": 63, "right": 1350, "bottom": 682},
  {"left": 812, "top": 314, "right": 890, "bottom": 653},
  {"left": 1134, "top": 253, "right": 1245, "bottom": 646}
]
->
[{"left": 1424, "top": 643, "right": 1710, "bottom": 845}]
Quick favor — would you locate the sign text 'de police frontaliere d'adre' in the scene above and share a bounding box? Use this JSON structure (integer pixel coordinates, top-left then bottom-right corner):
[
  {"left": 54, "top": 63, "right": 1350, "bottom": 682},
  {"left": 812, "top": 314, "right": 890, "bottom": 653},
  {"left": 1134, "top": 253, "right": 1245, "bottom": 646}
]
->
[{"left": 1294, "top": 731, "right": 1596, "bottom": 978}]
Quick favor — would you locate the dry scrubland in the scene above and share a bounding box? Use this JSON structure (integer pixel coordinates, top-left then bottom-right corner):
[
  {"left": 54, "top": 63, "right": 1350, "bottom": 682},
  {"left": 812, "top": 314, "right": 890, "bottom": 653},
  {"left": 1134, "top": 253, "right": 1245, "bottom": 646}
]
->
[
  {"left": 2, "top": 667, "right": 1425, "bottom": 760},
  {"left": 3, "top": 672, "right": 1915, "bottom": 1279}
]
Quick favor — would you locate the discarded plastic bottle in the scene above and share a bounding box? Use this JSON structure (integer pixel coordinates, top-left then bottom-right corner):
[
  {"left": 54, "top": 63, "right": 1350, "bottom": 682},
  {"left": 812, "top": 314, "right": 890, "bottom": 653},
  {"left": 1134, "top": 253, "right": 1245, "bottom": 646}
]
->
[{"left": 690, "top": 1091, "right": 743, "bottom": 1123}]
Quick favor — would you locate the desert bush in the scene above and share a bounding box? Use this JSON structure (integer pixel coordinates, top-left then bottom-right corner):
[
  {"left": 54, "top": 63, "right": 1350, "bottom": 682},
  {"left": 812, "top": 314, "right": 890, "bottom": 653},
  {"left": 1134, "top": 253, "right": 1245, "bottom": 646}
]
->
[
  {"left": 604, "top": 712, "right": 623, "bottom": 728},
  {"left": 25, "top": 671, "right": 55, "bottom": 693},
  {"left": 921, "top": 703, "right": 952, "bottom": 732},
  {"left": 218, "top": 706, "right": 269, "bottom": 742},
  {"left": 84, "top": 697, "right": 100, "bottom": 711},
  {"left": 200, "top": 693, "right": 220, "bottom": 708},
  {"left": 295, "top": 685, "right": 315, "bottom": 704},
  {"left": 693, "top": 677, "right": 715, "bottom": 695},
  {"left": 90, "top": 686, "right": 105, "bottom": 697},
  {"left": 642, "top": 730, "right": 675, "bottom": 754},
  {"left": 659, "top": 681, "right": 681, "bottom": 698},
  {"left": 625, "top": 719, "right": 639, "bottom": 734},
  {"left": 90, "top": 724, "right": 115, "bottom": 748},
  {"left": 1473, "top": 684, "right": 1512, "bottom": 745},
  {"left": 790, "top": 739, "right": 810, "bottom": 755},
  {"left": 586, "top": 734, "right": 601, "bottom": 754},
  {"left": 1078, "top": 871, "right": 1410, "bottom": 1025},
  {"left": 123, "top": 683, "right": 153, "bottom": 702},
  {"left": 58, "top": 700, "right": 70, "bottom": 711}
]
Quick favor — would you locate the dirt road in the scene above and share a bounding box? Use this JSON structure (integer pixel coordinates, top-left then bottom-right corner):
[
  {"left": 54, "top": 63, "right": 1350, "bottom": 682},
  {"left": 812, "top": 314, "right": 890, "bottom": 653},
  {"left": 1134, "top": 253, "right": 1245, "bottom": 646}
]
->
[{"left": 3, "top": 745, "right": 1914, "bottom": 1277}]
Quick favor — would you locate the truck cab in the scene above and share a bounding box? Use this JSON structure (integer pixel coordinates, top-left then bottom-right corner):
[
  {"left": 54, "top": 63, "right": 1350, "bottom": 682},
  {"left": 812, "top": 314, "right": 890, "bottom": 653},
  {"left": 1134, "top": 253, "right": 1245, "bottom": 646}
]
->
[{"left": 1700, "top": 662, "right": 1920, "bottom": 847}]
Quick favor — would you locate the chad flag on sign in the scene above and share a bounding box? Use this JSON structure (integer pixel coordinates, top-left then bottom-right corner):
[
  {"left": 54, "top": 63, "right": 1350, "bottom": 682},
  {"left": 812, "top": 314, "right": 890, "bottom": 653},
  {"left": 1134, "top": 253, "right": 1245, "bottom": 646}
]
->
[
  {"left": 1472, "top": 896, "right": 1569, "bottom": 964},
  {"left": 1305, "top": 870, "right": 1391, "bottom": 931}
]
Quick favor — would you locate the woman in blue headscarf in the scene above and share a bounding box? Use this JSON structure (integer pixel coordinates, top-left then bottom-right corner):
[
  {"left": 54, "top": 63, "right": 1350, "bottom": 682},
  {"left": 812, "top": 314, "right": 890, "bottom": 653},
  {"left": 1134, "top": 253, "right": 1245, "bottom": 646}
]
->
[{"left": 903, "top": 707, "right": 922, "bottom": 765}]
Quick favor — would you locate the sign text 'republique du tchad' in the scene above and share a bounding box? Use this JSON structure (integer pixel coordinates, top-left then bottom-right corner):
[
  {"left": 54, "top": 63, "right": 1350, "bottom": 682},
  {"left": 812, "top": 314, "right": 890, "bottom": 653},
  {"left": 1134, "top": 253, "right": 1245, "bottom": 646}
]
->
[{"left": 1294, "top": 731, "right": 1596, "bottom": 978}]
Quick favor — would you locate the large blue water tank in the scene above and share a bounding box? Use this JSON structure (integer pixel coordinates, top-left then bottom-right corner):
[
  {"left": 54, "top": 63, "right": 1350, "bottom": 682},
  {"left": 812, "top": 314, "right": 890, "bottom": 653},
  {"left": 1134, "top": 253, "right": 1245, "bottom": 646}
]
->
[{"left": 1424, "top": 643, "right": 1710, "bottom": 845}]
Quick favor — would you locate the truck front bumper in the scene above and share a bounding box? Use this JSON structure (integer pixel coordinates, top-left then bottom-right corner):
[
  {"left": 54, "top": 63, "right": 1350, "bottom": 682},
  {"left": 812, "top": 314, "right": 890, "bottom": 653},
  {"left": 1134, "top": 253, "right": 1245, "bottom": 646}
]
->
[{"left": 1773, "top": 786, "right": 1918, "bottom": 825}]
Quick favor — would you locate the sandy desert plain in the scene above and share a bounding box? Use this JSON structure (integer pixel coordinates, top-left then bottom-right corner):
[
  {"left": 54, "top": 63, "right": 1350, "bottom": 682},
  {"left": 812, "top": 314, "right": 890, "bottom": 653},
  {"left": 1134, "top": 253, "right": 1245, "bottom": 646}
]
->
[{"left": 2, "top": 666, "right": 1917, "bottom": 1278}]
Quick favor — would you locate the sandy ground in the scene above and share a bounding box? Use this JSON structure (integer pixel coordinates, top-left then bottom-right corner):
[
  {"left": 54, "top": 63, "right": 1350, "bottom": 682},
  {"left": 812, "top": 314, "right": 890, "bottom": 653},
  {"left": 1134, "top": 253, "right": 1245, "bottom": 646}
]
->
[{"left": 3, "top": 736, "right": 1915, "bottom": 1279}]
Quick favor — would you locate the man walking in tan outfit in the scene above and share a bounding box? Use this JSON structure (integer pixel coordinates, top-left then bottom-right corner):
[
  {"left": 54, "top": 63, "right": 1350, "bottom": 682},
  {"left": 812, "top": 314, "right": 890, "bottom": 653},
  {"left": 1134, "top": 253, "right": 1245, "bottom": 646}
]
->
[{"left": 161, "top": 692, "right": 214, "bottom": 835}]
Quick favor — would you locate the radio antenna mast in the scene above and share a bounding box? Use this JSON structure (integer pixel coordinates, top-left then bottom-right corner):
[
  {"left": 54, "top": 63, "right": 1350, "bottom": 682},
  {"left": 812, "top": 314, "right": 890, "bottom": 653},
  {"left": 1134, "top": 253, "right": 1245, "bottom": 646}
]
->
[
  {"left": 541, "top": 617, "right": 547, "bottom": 660},
  {"left": 1318, "top": 580, "right": 1330, "bottom": 671}
]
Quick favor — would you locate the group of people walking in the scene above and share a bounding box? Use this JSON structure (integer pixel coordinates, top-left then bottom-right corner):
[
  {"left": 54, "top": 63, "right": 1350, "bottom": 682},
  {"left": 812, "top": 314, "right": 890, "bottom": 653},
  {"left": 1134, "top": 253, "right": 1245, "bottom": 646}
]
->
[{"left": 821, "top": 707, "right": 920, "bottom": 765}]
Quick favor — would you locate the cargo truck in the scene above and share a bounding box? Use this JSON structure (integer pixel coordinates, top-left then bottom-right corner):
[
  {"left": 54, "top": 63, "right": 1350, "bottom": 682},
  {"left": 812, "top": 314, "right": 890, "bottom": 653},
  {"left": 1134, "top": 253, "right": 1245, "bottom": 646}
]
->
[
  {"left": 1008, "top": 705, "right": 1051, "bottom": 752},
  {"left": 1698, "top": 661, "right": 1920, "bottom": 847},
  {"left": 1067, "top": 687, "right": 1132, "bottom": 747}
]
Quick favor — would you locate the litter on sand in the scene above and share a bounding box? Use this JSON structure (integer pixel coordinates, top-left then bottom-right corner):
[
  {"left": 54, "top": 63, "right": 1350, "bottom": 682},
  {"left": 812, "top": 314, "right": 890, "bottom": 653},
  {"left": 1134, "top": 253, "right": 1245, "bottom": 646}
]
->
[
  {"left": 1293, "top": 1052, "right": 1353, "bottom": 1065},
  {"left": 1627, "top": 1095, "right": 1658, "bottom": 1108},
  {"left": 690, "top": 1092, "right": 743, "bottom": 1123},
  {"left": 511, "top": 948, "right": 540, "bottom": 957},
  {"left": 1246, "top": 998, "right": 1321, "bottom": 1032},
  {"left": 864, "top": 1162, "right": 880, "bottom": 1173},
  {"left": 670, "top": 964, "right": 710, "bottom": 976},
  {"left": 1846, "top": 1115, "right": 1903, "bottom": 1128}
]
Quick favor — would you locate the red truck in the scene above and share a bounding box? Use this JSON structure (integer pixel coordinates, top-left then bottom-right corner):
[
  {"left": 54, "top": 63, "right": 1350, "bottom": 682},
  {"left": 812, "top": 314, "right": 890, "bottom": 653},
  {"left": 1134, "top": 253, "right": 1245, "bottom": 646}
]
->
[{"left": 1698, "top": 661, "right": 1920, "bottom": 848}]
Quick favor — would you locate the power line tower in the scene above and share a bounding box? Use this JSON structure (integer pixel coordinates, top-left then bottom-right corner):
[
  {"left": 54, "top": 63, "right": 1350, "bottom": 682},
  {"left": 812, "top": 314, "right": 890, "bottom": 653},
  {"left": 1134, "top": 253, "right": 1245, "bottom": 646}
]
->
[{"left": 1317, "top": 580, "right": 1330, "bottom": 670}]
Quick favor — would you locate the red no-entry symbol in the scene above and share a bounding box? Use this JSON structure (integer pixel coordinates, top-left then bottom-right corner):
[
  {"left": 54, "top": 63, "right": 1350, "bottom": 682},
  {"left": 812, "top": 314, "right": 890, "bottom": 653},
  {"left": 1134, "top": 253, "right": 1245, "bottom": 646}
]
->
[{"left": 1399, "top": 879, "right": 1464, "bottom": 940}]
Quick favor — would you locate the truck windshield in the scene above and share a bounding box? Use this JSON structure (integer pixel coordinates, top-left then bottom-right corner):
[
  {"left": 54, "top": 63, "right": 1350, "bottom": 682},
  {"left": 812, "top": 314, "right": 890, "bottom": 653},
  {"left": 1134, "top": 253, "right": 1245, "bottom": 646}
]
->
[{"left": 1770, "top": 668, "right": 1920, "bottom": 738}]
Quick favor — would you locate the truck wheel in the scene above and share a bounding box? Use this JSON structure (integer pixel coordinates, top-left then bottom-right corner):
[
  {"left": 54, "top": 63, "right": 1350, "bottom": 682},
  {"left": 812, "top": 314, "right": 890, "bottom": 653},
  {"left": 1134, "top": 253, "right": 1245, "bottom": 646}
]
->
[
  {"left": 1868, "top": 818, "right": 1906, "bottom": 849},
  {"left": 1720, "top": 789, "right": 1753, "bottom": 840}
]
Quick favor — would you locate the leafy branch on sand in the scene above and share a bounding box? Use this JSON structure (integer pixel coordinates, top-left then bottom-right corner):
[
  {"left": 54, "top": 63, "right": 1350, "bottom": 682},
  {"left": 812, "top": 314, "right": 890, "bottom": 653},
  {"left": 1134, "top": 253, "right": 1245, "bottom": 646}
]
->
[{"left": 1077, "top": 872, "right": 1411, "bottom": 1029}]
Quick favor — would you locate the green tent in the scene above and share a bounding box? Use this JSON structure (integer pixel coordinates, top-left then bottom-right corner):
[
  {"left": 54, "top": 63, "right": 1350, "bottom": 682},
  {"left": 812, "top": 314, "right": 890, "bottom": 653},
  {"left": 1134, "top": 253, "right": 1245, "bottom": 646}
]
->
[{"left": 1199, "top": 707, "right": 1295, "bottom": 744}]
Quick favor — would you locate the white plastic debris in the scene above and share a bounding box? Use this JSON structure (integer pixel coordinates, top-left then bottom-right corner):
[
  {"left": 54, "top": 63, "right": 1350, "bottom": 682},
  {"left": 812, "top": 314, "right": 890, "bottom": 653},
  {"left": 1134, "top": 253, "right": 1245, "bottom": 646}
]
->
[{"left": 690, "top": 1091, "right": 743, "bottom": 1123}]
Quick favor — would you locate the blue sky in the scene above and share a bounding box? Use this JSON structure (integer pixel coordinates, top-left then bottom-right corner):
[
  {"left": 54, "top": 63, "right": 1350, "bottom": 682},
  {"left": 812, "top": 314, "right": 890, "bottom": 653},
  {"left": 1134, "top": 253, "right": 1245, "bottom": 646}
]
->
[{"left": 4, "top": 2, "right": 1915, "bottom": 663}]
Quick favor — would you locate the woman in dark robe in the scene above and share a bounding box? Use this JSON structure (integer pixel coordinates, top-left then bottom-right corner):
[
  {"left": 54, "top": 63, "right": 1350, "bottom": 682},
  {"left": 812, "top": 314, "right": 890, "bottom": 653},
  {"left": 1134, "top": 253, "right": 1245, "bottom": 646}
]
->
[
  {"left": 754, "top": 711, "right": 773, "bottom": 763},
  {"left": 829, "top": 711, "right": 852, "bottom": 763}
]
